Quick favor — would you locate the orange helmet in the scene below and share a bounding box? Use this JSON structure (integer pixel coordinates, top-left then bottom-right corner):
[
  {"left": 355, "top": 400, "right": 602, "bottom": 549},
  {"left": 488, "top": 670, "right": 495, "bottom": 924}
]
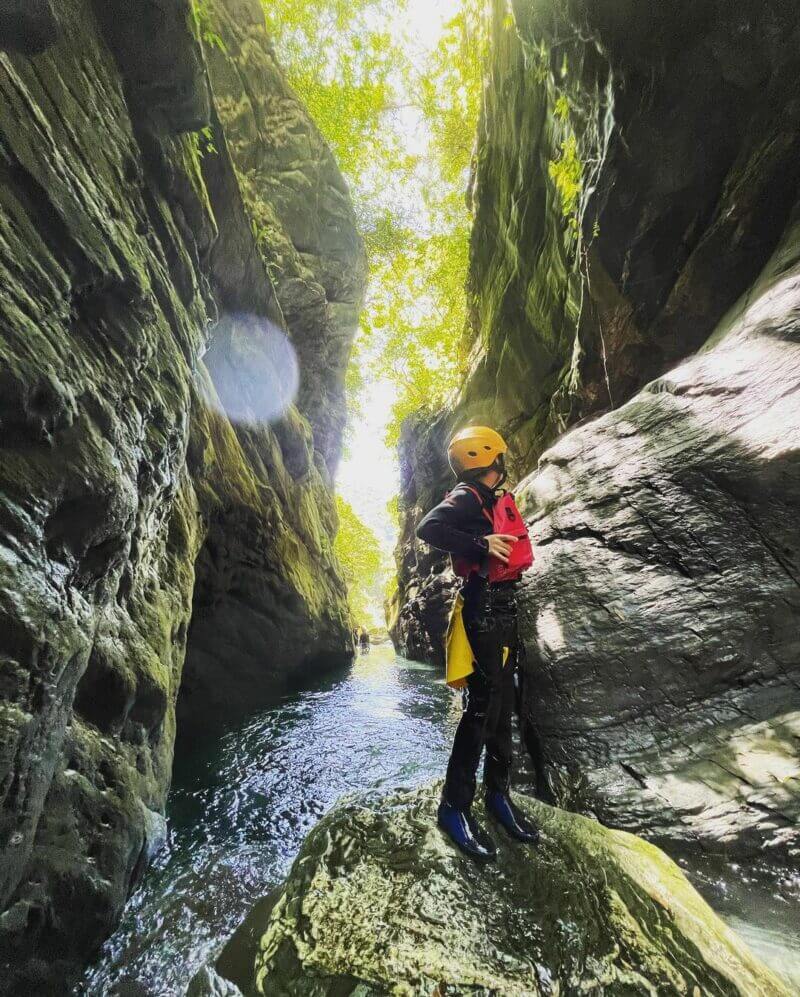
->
[{"left": 447, "top": 426, "right": 507, "bottom": 477}]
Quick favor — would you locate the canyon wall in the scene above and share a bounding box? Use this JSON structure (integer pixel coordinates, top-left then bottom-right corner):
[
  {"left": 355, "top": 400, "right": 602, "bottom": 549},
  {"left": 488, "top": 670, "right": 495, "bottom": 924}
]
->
[
  {"left": 0, "top": 0, "right": 363, "bottom": 989},
  {"left": 393, "top": 0, "right": 800, "bottom": 854}
]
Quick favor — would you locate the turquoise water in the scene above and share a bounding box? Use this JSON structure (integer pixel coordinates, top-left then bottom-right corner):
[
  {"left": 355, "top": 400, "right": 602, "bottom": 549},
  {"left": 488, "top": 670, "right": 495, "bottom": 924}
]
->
[
  {"left": 77, "top": 644, "right": 800, "bottom": 993},
  {"left": 78, "top": 645, "right": 456, "bottom": 994}
]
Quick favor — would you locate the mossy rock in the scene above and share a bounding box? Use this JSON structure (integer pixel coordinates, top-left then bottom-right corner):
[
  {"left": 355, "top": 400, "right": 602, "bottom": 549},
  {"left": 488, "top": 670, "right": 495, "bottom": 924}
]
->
[{"left": 245, "top": 784, "right": 788, "bottom": 996}]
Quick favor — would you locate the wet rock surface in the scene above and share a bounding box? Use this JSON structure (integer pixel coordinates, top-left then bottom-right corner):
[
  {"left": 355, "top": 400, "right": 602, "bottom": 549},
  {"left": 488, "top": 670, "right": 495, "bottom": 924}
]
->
[
  {"left": 515, "top": 209, "right": 800, "bottom": 855},
  {"left": 392, "top": 0, "right": 800, "bottom": 858},
  {"left": 0, "top": 1, "right": 58, "bottom": 54},
  {"left": 0, "top": 0, "right": 362, "bottom": 988},
  {"left": 207, "top": 784, "right": 790, "bottom": 996},
  {"left": 392, "top": 0, "right": 800, "bottom": 658}
]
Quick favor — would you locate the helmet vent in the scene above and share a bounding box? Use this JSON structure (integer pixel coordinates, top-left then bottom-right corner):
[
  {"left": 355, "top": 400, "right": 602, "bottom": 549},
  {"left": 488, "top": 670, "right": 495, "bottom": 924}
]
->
[
  {"left": 468, "top": 450, "right": 477, "bottom": 457},
  {"left": 484, "top": 445, "right": 492, "bottom": 450}
]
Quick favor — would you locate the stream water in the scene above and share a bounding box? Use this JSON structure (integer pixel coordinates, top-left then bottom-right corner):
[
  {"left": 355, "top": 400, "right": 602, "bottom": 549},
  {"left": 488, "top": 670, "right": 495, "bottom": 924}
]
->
[{"left": 78, "top": 644, "right": 800, "bottom": 995}]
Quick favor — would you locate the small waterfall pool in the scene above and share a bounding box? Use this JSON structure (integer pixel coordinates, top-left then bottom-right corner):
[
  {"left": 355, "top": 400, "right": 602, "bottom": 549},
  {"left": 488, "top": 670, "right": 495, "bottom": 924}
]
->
[{"left": 78, "top": 644, "right": 800, "bottom": 994}]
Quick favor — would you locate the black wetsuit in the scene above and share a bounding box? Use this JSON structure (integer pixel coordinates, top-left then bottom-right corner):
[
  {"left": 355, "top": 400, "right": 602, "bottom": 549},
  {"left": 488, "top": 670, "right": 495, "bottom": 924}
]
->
[{"left": 417, "top": 481, "right": 519, "bottom": 810}]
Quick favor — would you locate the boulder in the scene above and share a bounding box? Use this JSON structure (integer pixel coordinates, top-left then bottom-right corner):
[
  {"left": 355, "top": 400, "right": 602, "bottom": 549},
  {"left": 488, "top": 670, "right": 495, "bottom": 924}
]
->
[
  {"left": 514, "top": 203, "right": 800, "bottom": 855},
  {"left": 216, "top": 784, "right": 789, "bottom": 996}
]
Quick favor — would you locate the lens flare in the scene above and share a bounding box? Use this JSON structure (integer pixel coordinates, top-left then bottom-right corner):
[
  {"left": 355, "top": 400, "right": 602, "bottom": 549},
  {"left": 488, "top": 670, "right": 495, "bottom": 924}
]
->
[{"left": 204, "top": 312, "right": 300, "bottom": 424}]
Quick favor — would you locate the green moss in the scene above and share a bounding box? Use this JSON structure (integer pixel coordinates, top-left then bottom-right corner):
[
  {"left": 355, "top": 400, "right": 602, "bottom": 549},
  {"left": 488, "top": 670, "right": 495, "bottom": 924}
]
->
[
  {"left": 554, "top": 91, "right": 570, "bottom": 121},
  {"left": 191, "top": 0, "right": 226, "bottom": 52},
  {"left": 247, "top": 784, "right": 789, "bottom": 996}
]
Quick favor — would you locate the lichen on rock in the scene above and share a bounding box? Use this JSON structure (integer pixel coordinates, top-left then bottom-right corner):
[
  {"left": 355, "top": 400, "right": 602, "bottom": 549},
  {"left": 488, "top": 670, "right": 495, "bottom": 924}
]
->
[{"left": 212, "top": 784, "right": 789, "bottom": 996}]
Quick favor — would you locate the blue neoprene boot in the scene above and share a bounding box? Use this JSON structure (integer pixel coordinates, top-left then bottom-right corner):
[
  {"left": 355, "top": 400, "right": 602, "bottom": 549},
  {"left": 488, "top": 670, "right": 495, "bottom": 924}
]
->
[
  {"left": 437, "top": 801, "right": 497, "bottom": 861},
  {"left": 486, "top": 790, "right": 540, "bottom": 844}
]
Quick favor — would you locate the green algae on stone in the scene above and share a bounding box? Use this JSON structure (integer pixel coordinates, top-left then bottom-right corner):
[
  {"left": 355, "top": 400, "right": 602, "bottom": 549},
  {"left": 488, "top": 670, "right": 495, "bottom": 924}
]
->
[
  {"left": 247, "top": 784, "right": 789, "bottom": 996},
  {"left": 0, "top": 0, "right": 363, "bottom": 986}
]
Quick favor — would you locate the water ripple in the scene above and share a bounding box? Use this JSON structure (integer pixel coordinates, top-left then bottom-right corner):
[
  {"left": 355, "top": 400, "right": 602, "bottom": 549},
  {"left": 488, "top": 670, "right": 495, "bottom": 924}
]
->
[
  {"left": 77, "top": 646, "right": 800, "bottom": 994},
  {"left": 78, "top": 647, "right": 453, "bottom": 995}
]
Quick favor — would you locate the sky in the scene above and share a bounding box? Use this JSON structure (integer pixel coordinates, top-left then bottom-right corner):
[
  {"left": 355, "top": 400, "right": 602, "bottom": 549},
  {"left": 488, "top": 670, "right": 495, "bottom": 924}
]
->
[{"left": 336, "top": 0, "right": 462, "bottom": 558}]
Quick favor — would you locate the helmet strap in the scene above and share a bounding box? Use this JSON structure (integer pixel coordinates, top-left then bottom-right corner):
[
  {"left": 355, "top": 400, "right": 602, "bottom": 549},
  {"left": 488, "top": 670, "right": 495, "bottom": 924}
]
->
[
  {"left": 491, "top": 454, "right": 507, "bottom": 492},
  {"left": 458, "top": 454, "right": 507, "bottom": 492}
]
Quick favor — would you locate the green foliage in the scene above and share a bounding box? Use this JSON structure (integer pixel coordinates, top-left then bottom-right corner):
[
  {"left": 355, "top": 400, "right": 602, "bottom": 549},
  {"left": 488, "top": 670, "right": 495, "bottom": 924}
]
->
[
  {"left": 418, "top": 6, "right": 485, "bottom": 189},
  {"left": 187, "top": 123, "right": 219, "bottom": 167},
  {"left": 261, "top": 0, "right": 400, "bottom": 184},
  {"left": 200, "top": 125, "right": 217, "bottom": 153},
  {"left": 192, "top": 0, "right": 226, "bottom": 52},
  {"left": 364, "top": 206, "right": 471, "bottom": 447},
  {"left": 372, "top": 4, "right": 487, "bottom": 443},
  {"left": 549, "top": 134, "right": 582, "bottom": 226},
  {"left": 334, "top": 496, "right": 383, "bottom": 624},
  {"left": 554, "top": 93, "right": 571, "bottom": 121},
  {"left": 264, "top": 0, "right": 487, "bottom": 447}
]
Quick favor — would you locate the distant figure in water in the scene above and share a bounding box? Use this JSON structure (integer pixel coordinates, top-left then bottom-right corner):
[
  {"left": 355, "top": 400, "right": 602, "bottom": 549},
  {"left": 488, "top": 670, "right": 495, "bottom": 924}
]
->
[
  {"left": 416, "top": 426, "right": 540, "bottom": 862},
  {"left": 358, "top": 627, "right": 370, "bottom": 653}
]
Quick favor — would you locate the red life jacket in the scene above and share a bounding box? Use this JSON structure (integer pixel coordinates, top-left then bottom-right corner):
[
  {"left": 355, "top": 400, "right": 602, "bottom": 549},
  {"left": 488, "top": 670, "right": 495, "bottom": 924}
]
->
[{"left": 452, "top": 486, "right": 534, "bottom": 582}]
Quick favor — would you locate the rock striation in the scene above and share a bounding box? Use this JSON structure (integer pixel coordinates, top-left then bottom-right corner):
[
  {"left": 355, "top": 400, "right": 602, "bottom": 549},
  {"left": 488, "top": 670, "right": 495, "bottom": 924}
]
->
[
  {"left": 201, "top": 784, "right": 790, "bottom": 996},
  {"left": 201, "top": 0, "right": 365, "bottom": 474},
  {"left": 515, "top": 210, "right": 800, "bottom": 855},
  {"left": 392, "top": 0, "right": 800, "bottom": 855},
  {"left": 0, "top": 0, "right": 363, "bottom": 989}
]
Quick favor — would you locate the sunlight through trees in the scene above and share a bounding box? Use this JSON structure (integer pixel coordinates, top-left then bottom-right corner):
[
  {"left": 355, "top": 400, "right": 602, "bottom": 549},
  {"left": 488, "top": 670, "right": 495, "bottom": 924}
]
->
[
  {"left": 262, "top": 0, "right": 487, "bottom": 446},
  {"left": 262, "top": 0, "right": 487, "bottom": 623},
  {"left": 334, "top": 495, "right": 383, "bottom": 625}
]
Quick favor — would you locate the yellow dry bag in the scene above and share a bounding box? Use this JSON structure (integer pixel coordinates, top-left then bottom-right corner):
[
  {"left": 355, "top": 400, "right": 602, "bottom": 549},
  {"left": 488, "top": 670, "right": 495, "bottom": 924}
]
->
[
  {"left": 445, "top": 595, "right": 509, "bottom": 689},
  {"left": 445, "top": 594, "right": 474, "bottom": 689}
]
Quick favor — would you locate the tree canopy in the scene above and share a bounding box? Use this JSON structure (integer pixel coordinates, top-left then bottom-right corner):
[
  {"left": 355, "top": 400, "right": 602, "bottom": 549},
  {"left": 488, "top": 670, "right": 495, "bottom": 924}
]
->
[
  {"left": 333, "top": 495, "right": 384, "bottom": 625},
  {"left": 262, "top": 0, "right": 487, "bottom": 446}
]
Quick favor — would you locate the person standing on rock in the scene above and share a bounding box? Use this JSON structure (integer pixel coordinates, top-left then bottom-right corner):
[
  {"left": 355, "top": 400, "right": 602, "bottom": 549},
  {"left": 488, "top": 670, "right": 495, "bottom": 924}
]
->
[{"left": 416, "top": 426, "right": 539, "bottom": 861}]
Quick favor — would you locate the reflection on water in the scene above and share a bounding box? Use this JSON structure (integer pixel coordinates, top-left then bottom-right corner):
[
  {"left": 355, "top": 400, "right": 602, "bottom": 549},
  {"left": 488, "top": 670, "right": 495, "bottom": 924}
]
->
[
  {"left": 79, "top": 646, "right": 454, "bottom": 994},
  {"left": 79, "top": 646, "right": 800, "bottom": 993},
  {"left": 678, "top": 853, "right": 800, "bottom": 990}
]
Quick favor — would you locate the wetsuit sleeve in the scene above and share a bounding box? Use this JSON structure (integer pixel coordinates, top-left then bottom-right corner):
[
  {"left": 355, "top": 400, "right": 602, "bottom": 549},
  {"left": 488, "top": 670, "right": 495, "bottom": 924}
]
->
[{"left": 416, "top": 488, "right": 490, "bottom": 559}]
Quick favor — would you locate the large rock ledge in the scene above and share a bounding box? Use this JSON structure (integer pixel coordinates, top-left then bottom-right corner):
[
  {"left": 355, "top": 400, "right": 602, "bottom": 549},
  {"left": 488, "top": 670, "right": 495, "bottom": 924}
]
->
[{"left": 199, "top": 784, "right": 789, "bottom": 996}]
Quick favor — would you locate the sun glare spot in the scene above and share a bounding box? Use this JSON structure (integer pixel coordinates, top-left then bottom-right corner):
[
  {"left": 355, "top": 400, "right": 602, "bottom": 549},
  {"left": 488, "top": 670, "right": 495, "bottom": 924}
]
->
[
  {"left": 536, "top": 605, "right": 565, "bottom": 654},
  {"left": 205, "top": 312, "right": 299, "bottom": 425}
]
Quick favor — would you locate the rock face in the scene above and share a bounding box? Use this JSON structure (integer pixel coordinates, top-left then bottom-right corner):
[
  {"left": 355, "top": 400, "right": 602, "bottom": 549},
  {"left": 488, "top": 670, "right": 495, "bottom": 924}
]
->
[
  {"left": 0, "top": 0, "right": 363, "bottom": 989},
  {"left": 515, "top": 211, "right": 800, "bottom": 854},
  {"left": 392, "top": 0, "right": 800, "bottom": 855},
  {"left": 176, "top": 0, "right": 366, "bottom": 737},
  {"left": 207, "top": 784, "right": 789, "bottom": 996},
  {"left": 392, "top": 0, "right": 800, "bottom": 659},
  {"left": 201, "top": 0, "right": 365, "bottom": 474}
]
